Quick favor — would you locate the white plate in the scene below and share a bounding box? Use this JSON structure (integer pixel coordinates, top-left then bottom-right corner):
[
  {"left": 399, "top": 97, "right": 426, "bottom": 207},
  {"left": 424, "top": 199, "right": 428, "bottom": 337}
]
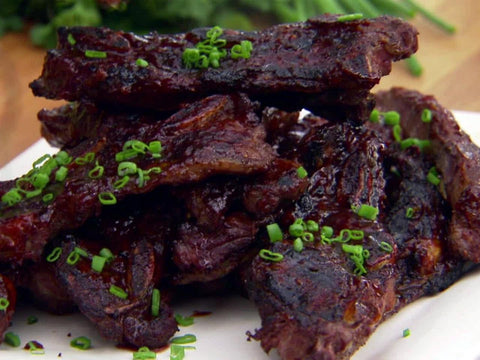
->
[{"left": 1, "top": 111, "right": 480, "bottom": 360}]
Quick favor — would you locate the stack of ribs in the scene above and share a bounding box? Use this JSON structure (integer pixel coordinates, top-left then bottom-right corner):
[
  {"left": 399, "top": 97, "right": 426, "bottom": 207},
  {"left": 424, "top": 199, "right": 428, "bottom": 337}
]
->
[{"left": 1, "top": 14, "right": 480, "bottom": 359}]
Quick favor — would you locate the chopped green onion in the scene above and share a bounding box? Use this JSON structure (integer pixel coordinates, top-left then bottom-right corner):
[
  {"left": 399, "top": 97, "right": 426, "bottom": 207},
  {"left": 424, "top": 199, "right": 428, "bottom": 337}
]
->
[
  {"left": 403, "top": 328, "right": 411, "bottom": 337},
  {"left": 115, "top": 149, "right": 139, "bottom": 162},
  {"left": 393, "top": 124, "right": 402, "bottom": 142},
  {"left": 421, "top": 108, "right": 432, "bottom": 123},
  {"left": 306, "top": 220, "right": 319, "bottom": 232},
  {"left": 25, "top": 189, "right": 42, "bottom": 199},
  {"left": 337, "top": 13, "right": 363, "bottom": 22},
  {"left": 259, "top": 249, "right": 284, "bottom": 262},
  {"left": 293, "top": 238, "right": 304, "bottom": 252},
  {"left": 55, "top": 166, "right": 69, "bottom": 182},
  {"left": 75, "top": 152, "right": 95, "bottom": 165},
  {"left": 0, "top": 297, "right": 9, "bottom": 311},
  {"left": 133, "top": 346, "right": 157, "bottom": 359},
  {"left": 98, "top": 192, "right": 117, "bottom": 205},
  {"left": 266, "top": 223, "right": 283, "bottom": 243},
  {"left": 352, "top": 204, "right": 379, "bottom": 220},
  {"left": 231, "top": 40, "right": 253, "bottom": 59},
  {"left": 2, "top": 188, "right": 23, "bottom": 206},
  {"left": 170, "top": 344, "right": 185, "bottom": 360},
  {"left": 70, "top": 336, "right": 92, "bottom": 350},
  {"left": 379, "top": 241, "right": 393, "bottom": 253},
  {"left": 67, "top": 33, "right": 76, "bottom": 45},
  {"left": 289, "top": 223, "right": 304, "bottom": 237},
  {"left": 406, "top": 207, "right": 415, "bottom": 219},
  {"left": 401, "top": 138, "right": 431, "bottom": 151},
  {"left": 296, "top": 166, "right": 308, "bottom": 179},
  {"left": 175, "top": 313, "right": 194, "bottom": 327},
  {"left": 85, "top": 49, "right": 107, "bottom": 58},
  {"left": 350, "top": 229, "right": 365, "bottom": 240},
  {"left": 332, "top": 229, "right": 353, "bottom": 243},
  {"left": 67, "top": 251, "right": 80, "bottom": 265},
  {"left": 321, "top": 226, "right": 334, "bottom": 239},
  {"left": 31, "top": 173, "right": 49, "bottom": 189},
  {"left": 145, "top": 167, "right": 162, "bottom": 175},
  {"left": 170, "top": 334, "right": 197, "bottom": 344},
  {"left": 33, "top": 154, "right": 52, "bottom": 169},
  {"left": 74, "top": 246, "right": 88, "bottom": 258},
  {"left": 4, "top": 331, "right": 20, "bottom": 347},
  {"left": 114, "top": 175, "right": 130, "bottom": 189},
  {"left": 342, "top": 244, "right": 368, "bottom": 276},
  {"left": 384, "top": 111, "right": 400, "bottom": 126},
  {"left": 42, "top": 193, "right": 54, "bottom": 203},
  {"left": 91, "top": 255, "right": 106, "bottom": 273},
  {"left": 27, "top": 341, "right": 45, "bottom": 355},
  {"left": 55, "top": 151, "right": 73, "bottom": 165},
  {"left": 369, "top": 109, "right": 380, "bottom": 123},
  {"left": 124, "top": 140, "right": 149, "bottom": 154},
  {"left": 151, "top": 288, "right": 160, "bottom": 317},
  {"left": 148, "top": 141, "right": 162, "bottom": 157},
  {"left": 301, "top": 232, "right": 314, "bottom": 242},
  {"left": 109, "top": 285, "right": 128, "bottom": 299},
  {"left": 27, "top": 315, "right": 38, "bottom": 325},
  {"left": 88, "top": 161, "right": 104, "bottom": 179},
  {"left": 118, "top": 161, "right": 138, "bottom": 176},
  {"left": 402, "top": 0, "right": 456, "bottom": 34},
  {"left": 427, "top": 166, "right": 441, "bottom": 186},
  {"left": 46, "top": 247, "right": 62, "bottom": 262},
  {"left": 99, "top": 248, "right": 114, "bottom": 262},
  {"left": 405, "top": 55, "right": 423, "bottom": 77},
  {"left": 136, "top": 58, "right": 149, "bottom": 67}
]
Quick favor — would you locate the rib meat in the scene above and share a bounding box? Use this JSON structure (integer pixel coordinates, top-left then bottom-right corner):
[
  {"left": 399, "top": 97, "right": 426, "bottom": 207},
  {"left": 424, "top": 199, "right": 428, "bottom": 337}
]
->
[{"left": 30, "top": 15, "right": 417, "bottom": 120}]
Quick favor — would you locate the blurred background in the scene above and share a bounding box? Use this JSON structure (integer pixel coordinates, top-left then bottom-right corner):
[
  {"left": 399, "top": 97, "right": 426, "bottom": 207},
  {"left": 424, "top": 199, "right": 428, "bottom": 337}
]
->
[{"left": 0, "top": 0, "right": 479, "bottom": 167}]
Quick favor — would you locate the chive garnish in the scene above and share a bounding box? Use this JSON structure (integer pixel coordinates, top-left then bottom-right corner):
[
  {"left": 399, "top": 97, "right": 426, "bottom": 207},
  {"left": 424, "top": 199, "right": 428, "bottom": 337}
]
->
[
  {"left": 136, "top": 58, "right": 149, "bottom": 67},
  {"left": 379, "top": 241, "right": 393, "bottom": 253},
  {"left": 27, "top": 341, "right": 45, "bottom": 355},
  {"left": 67, "top": 33, "right": 76, "bottom": 46},
  {"left": 405, "top": 55, "right": 423, "bottom": 77},
  {"left": 133, "top": 346, "right": 156, "bottom": 359},
  {"left": 151, "top": 288, "right": 160, "bottom": 317},
  {"left": 259, "top": 249, "right": 284, "bottom": 262},
  {"left": 55, "top": 166, "right": 69, "bottom": 182},
  {"left": 75, "top": 152, "right": 95, "bottom": 165},
  {"left": 403, "top": 328, "right": 411, "bottom": 337},
  {"left": 427, "top": 166, "right": 441, "bottom": 186},
  {"left": 46, "top": 247, "right": 62, "bottom": 262},
  {"left": 70, "top": 336, "right": 92, "bottom": 350},
  {"left": 170, "top": 334, "right": 197, "bottom": 345},
  {"left": 0, "top": 297, "right": 9, "bottom": 311},
  {"left": 369, "top": 109, "right": 380, "bottom": 123},
  {"left": 98, "top": 192, "right": 117, "bottom": 205},
  {"left": 266, "top": 223, "right": 283, "bottom": 243},
  {"left": 88, "top": 161, "right": 104, "bottom": 179},
  {"left": 27, "top": 315, "right": 38, "bottom": 325},
  {"left": 231, "top": 40, "right": 253, "bottom": 60},
  {"left": 91, "top": 255, "right": 106, "bottom": 273},
  {"left": 4, "top": 331, "right": 20, "bottom": 347},
  {"left": 352, "top": 204, "right": 379, "bottom": 221},
  {"left": 296, "top": 166, "right": 308, "bottom": 179},
  {"left": 170, "top": 344, "right": 185, "bottom": 360},
  {"left": 406, "top": 207, "right": 415, "bottom": 219},
  {"left": 383, "top": 111, "right": 400, "bottom": 126},
  {"left": 422, "top": 108, "right": 432, "bottom": 123},
  {"left": 99, "top": 248, "right": 114, "bottom": 262},
  {"left": 109, "top": 285, "right": 128, "bottom": 299},
  {"left": 337, "top": 13, "right": 363, "bottom": 22},
  {"left": 393, "top": 124, "right": 402, "bottom": 142},
  {"left": 85, "top": 49, "right": 107, "bottom": 58},
  {"left": 401, "top": 138, "right": 431, "bottom": 151},
  {"left": 306, "top": 220, "right": 319, "bottom": 233},
  {"left": 42, "top": 193, "right": 54, "bottom": 203},
  {"left": 293, "top": 238, "right": 304, "bottom": 252},
  {"left": 67, "top": 251, "right": 80, "bottom": 265},
  {"left": 175, "top": 313, "right": 194, "bottom": 327}
]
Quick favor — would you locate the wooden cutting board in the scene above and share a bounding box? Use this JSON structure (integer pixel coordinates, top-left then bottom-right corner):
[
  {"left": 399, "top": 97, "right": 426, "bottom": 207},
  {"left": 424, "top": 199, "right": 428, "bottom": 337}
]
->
[{"left": 1, "top": 0, "right": 479, "bottom": 167}]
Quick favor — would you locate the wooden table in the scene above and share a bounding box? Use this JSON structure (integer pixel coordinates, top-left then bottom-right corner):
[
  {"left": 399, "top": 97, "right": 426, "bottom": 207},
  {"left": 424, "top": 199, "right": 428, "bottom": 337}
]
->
[{"left": 1, "top": 0, "right": 479, "bottom": 167}]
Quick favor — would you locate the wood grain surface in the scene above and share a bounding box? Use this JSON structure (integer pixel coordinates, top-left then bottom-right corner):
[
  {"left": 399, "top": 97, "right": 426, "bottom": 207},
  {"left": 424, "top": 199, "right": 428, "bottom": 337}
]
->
[{"left": 1, "top": 0, "right": 479, "bottom": 167}]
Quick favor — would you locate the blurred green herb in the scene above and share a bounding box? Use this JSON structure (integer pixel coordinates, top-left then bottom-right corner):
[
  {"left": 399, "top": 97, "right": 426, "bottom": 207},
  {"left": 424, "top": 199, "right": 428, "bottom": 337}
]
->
[{"left": 0, "top": 0, "right": 455, "bottom": 76}]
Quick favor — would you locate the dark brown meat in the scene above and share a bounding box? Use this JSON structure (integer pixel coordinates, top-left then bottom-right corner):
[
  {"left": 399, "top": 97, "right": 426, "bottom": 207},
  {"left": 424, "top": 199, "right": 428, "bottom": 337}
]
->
[
  {"left": 375, "top": 88, "right": 480, "bottom": 263},
  {"left": 0, "top": 274, "right": 16, "bottom": 343},
  {"left": 0, "top": 94, "right": 274, "bottom": 264},
  {"left": 30, "top": 15, "right": 417, "bottom": 118}
]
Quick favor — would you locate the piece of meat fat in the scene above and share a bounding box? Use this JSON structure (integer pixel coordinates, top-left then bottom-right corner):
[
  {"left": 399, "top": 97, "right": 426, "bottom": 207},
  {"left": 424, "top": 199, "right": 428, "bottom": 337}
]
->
[{"left": 375, "top": 87, "right": 480, "bottom": 263}]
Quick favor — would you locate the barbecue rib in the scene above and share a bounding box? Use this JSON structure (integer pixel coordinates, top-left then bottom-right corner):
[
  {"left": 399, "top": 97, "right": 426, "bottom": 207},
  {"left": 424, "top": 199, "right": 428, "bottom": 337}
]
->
[{"left": 30, "top": 15, "right": 417, "bottom": 121}]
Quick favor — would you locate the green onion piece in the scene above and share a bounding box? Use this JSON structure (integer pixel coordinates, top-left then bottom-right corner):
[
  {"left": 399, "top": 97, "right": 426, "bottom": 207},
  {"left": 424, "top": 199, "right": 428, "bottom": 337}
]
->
[
  {"left": 384, "top": 111, "right": 400, "bottom": 126},
  {"left": 369, "top": 109, "right": 380, "bottom": 123},
  {"left": 32, "top": 173, "right": 49, "bottom": 189},
  {"left": 293, "top": 238, "right": 304, "bottom": 252},
  {"left": 4, "top": 331, "right": 20, "bottom": 347},
  {"left": 99, "top": 248, "right": 114, "bottom": 262},
  {"left": 148, "top": 140, "right": 162, "bottom": 156},
  {"left": 55, "top": 151, "right": 73, "bottom": 165},
  {"left": 266, "top": 223, "right": 283, "bottom": 243},
  {"left": 118, "top": 161, "right": 138, "bottom": 176},
  {"left": 114, "top": 175, "right": 130, "bottom": 189},
  {"left": 301, "top": 232, "right": 314, "bottom": 242},
  {"left": 379, "top": 241, "right": 394, "bottom": 253},
  {"left": 85, "top": 49, "right": 107, "bottom": 58},
  {"left": 67, "top": 251, "right": 80, "bottom": 265},
  {"left": 400, "top": 138, "right": 431, "bottom": 151},
  {"left": 98, "top": 192, "right": 117, "bottom": 205},
  {"left": 350, "top": 230, "right": 365, "bottom": 240},
  {"left": 46, "top": 247, "right": 62, "bottom": 262},
  {"left": 175, "top": 314, "right": 194, "bottom": 327},
  {"left": 0, "top": 297, "right": 9, "bottom": 311},
  {"left": 170, "top": 334, "right": 197, "bottom": 345},
  {"left": 32, "top": 154, "right": 51, "bottom": 169},
  {"left": 136, "top": 58, "right": 149, "bottom": 67},
  {"left": 333, "top": 229, "right": 352, "bottom": 243},
  {"left": 170, "top": 344, "right": 185, "bottom": 360},
  {"left": 321, "top": 226, "right": 334, "bottom": 239},
  {"left": 296, "top": 166, "right": 308, "bottom": 179},
  {"left": 289, "top": 223, "right": 304, "bottom": 237},
  {"left": 145, "top": 167, "right": 162, "bottom": 175},
  {"left": 137, "top": 169, "right": 147, "bottom": 188},
  {"left": 403, "top": 328, "right": 411, "bottom": 337},
  {"left": 67, "top": 33, "right": 76, "bottom": 45},
  {"left": 406, "top": 207, "right": 415, "bottom": 219},
  {"left": 1, "top": 188, "right": 23, "bottom": 206},
  {"left": 55, "top": 166, "right": 68, "bottom": 182},
  {"left": 115, "top": 149, "right": 139, "bottom": 162},
  {"left": 27, "top": 315, "right": 38, "bottom": 325},
  {"left": 70, "top": 336, "right": 92, "bottom": 350},
  {"left": 259, "top": 249, "right": 284, "bottom": 262},
  {"left": 91, "top": 255, "right": 106, "bottom": 273},
  {"left": 25, "top": 189, "right": 42, "bottom": 199},
  {"left": 109, "top": 285, "right": 128, "bottom": 299},
  {"left": 27, "top": 341, "right": 45, "bottom": 355},
  {"left": 427, "top": 166, "right": 441, "bottom": 186},
  {"left": 342, "top": 244, "right": 368, "bottom": 276},
  {"left": 88, "top": 161, "right": 104, "bottom": 179},
  {"left": 402, "top": 0, "right": 456, "bottom": 34},
  {"left": 74, "top": 247, "right": 88, "bottom": 258},
  {"left": 124, "top": 139, "right": 148, "bottom": 153},
  {"left": 369, "top": 0, "right": 415, "bottom": 18},
  {"left": 337, "top": 13, "right": 363, "bottom": 22},
  {"left": 206, "top": 26, "right": 223, "bottom": 41},
  {"left": 393, "top": 124, "right": 402, "bottom": 142},
  {"left": 405, "top": 55, "right": 423, "bottom": 77},
  {"left": 133, "top": 346, "right": 157, "bottom": 359},
  {"left": 353, "top": 204, "right": 379, "bottom": 220},
  {"left": 42, "top": 193, "right": 54, "bottom": 203},
  {"left": 306, "top": 220, "right": 319, "bottom": 232},
  {"left": 183, "top": 48, "right": 201, "bottom": 69},
  {"left": 75, "top": 152, "right": 95, "bottom": 165},
  {"left": 231, "top": 40, "right": 253, "bottom": 60},
  {"left": 421, "top": 108, "right": 432, "bottom": 123},
  {"left": 151, "top": 288, "right": 160, "bottom": 317}
]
